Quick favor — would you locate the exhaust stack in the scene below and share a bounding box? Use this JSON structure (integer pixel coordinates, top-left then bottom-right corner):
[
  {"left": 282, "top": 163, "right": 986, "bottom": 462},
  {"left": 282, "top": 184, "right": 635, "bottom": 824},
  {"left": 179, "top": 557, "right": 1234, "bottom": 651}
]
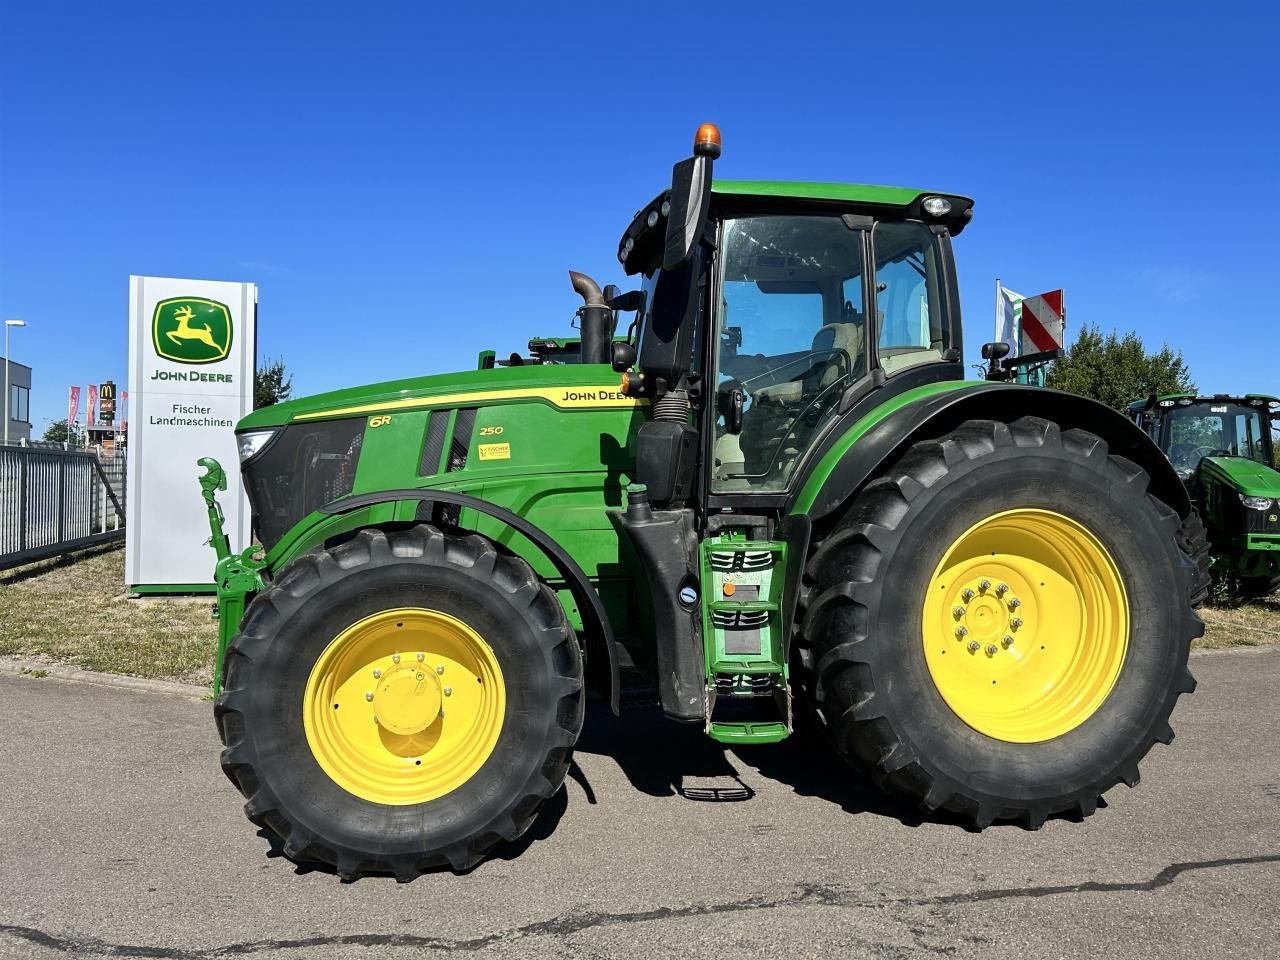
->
[{"left": 568, "top": 270, "right": 615, "bottom": 365}]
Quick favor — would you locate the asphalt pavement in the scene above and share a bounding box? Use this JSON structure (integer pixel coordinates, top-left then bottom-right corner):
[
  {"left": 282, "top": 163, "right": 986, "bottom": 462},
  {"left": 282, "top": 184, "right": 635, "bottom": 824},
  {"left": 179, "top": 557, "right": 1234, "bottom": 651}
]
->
[{"left": 1, "top": 648, "right": 1278, "bottom": 959}]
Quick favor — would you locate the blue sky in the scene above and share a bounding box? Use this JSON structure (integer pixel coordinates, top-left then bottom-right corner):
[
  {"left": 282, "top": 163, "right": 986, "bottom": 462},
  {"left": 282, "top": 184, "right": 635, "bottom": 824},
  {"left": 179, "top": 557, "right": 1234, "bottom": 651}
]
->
[{"left": 2, "top": 1, "right": 1276, "bottom": 434}]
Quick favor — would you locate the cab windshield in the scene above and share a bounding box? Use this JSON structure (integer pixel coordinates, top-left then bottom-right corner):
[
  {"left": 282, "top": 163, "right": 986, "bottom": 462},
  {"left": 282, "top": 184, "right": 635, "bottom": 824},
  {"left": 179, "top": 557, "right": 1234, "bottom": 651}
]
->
[
  {"left": 1163, "top": 402, "right": 1272, "bottom": 476},
  {"left": 710, "top": 214, "right": 950, "bottom": 492}
]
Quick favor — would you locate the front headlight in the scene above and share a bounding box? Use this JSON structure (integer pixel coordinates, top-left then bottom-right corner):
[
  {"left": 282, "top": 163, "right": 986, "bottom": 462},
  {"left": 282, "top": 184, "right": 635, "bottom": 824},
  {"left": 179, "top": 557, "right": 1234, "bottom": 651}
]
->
[
  {"left": 1240, "top": 495, "right": 1275, "bottom": 510},
  {"left": 237, "top": 429, "right": 277, "bottom": 463}
]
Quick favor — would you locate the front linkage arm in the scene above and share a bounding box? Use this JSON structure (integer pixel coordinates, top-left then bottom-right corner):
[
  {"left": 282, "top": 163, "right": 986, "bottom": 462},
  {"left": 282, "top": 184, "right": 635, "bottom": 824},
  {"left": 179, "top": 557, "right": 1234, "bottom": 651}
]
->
[{"left": 197, "top": 458, "right": 267, "bottom": 696}]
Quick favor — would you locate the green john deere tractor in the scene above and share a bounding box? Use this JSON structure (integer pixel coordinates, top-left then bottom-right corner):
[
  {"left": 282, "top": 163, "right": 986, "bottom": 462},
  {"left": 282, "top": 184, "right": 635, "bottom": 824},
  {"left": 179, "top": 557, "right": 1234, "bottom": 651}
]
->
[
  {"left": 200, "top": 124, "right": 1203, "bottom": 880},
  {"left": 1129, "top": 393, "right": 1280, "bottom": 597}
]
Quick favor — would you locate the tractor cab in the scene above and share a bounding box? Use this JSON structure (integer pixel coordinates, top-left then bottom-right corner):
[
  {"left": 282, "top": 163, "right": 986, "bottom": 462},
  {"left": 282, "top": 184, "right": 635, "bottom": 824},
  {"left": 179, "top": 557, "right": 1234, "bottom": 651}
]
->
[
  {"left": 1130, "top": 393, "right": 1280, "bottom": 593},
  {"left": 1131, "top": 394, "right": 1278, "bottom": 481},
  {"left": 611, "top": 128, "right": 973, "bottom": 508}
]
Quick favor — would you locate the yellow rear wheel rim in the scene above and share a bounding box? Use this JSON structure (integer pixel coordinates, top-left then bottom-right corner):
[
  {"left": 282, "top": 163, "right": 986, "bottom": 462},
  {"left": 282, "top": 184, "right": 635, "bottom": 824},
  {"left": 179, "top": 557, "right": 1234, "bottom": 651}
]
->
[
  {"left": 303, "top": 608, "right": 505, "bottom": 805},
  {"left": 922, "top": 509, "right": 1128, "bottom": 743}
]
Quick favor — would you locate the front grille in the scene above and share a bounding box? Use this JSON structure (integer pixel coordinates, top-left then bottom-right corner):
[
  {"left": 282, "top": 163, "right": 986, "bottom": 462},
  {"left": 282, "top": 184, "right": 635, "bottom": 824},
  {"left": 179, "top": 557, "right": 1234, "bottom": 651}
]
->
[{"left": 241, "top": 419, "right": 365, "bottom": 549}]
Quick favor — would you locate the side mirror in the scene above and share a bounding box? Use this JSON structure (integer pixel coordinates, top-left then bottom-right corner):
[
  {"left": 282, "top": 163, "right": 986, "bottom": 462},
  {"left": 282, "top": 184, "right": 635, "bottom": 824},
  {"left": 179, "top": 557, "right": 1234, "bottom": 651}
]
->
[
  {"left": 607, "top": 289, "right": 646, "bottom": 313},
  {"left": 980, "top": 341, "right": 1011, "bottom": 361},
  {"left": 611, "top": 341, "right": 637, "bottom": 372},
  {"left": 663, "top": 125, "right": 720, "bottom": 271}
]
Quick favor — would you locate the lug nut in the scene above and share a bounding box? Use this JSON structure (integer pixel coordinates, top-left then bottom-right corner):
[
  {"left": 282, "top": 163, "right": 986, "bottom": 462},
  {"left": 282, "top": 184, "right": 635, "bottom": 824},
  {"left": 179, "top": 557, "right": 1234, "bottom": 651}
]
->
[
  {"left": 443, "top": 687, "right": 452, "bottom": 697},
  {"left": 1011, "top": 617, "right": 1024, "bottom": 629},
  {"left": 967, "top": 640, "right": 980, "bottom": 652},
  {"left": 985, "top": 644, "right": 998, "bottom": 656},
  {"left": 996, "top": 583, "right": 1009, "bottom": 595},
  {"left": 436, "top": 665, "right": 445, "bottom": 674},
  {"left": 979, "top": 579, "right": 991, "bottom": 592},
  {"left": 392, "top": 654, "right": 401, "bottom": 664},
  {"left": 1002, "top": 635, "right": 1015, "bottom": 647},
  {"left": 955, "top": 626, "right": 969, "bottom": 638},
  {"left": 365, "top": 691, "right": 374, "bottom": 702},
  {"left": 953, "top": 606, "right": 966, "bottom": 619},
  {"left": 372, "top": 668, "right": 381, "bottom": 679},
  {"left": 962, "top": 588, "right": 975, "bottom": 602},
  {"left": 1008, "top": 597, "right": 1022, "bottom": 610},
  {"left": 416, "top": 653, "right": 425, "bottom": 662}
]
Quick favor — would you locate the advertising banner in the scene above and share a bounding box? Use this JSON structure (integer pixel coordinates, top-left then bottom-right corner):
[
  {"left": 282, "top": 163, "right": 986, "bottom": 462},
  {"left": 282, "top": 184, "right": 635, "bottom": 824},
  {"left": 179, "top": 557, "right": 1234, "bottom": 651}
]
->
[
  {"left": 67, "top": 386, "right": 81, "bottom": 427},
  {"left": 87, "top": 384, "right": 98, "bottom": 426},
  {"left": 125, "top": 276, "right": 256, "bottom": 592}
]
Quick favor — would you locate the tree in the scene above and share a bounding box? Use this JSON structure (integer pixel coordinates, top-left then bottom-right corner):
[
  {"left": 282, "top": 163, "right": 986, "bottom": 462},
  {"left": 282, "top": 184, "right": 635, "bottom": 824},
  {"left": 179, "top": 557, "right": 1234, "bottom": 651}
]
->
[
  {"left": 254, "top": 356, "right": 293, "bottom": 409},
  {"left": 41, "top": 420, "right": 82, "bottom": 447},
  {"left": 1045, "top": 324, "right": 1194, "bottom": 412}
]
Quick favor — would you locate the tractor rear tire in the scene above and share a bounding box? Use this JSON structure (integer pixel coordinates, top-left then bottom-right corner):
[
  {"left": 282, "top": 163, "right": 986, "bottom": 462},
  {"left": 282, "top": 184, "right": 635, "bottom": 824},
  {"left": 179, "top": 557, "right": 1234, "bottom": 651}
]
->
[
  {"left": 214, "top": 525, "right": 583, "bottom": 879},
  {"left": 802, "top": 417, "right": 1202, "bottom": 829}
]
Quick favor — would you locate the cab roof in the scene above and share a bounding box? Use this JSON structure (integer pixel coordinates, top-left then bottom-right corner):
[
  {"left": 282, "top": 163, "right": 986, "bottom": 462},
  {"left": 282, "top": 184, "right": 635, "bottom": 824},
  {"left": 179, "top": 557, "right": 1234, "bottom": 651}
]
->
[
  {"left": 711, "top": 180, "right": 928, "bottom": 205},
  {"left": 618, "top": 180, "right": 975, "bottom": 274}
]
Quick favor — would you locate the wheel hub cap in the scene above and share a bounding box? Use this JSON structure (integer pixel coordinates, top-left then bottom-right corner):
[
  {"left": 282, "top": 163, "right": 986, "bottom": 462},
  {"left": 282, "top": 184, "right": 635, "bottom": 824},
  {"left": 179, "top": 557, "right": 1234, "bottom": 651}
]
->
[
  {"left": 303, "top": 608, "right": 505, "bottom": 805},
  {"left": 372, "top": 664, "right": 442, "bottom": 736}
]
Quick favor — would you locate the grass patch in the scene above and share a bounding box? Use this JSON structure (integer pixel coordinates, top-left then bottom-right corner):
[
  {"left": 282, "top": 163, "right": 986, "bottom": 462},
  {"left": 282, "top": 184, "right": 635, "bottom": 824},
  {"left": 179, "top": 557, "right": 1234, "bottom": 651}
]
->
[
  {"left": 0, "top": 545, "right": 217, "bottom": 684},
  {"left": 1, "top": 544, "right": 1277, "bottom": 682},
  {"left": 1198, "top": 592, "right": 1280, "bottom": 649}
]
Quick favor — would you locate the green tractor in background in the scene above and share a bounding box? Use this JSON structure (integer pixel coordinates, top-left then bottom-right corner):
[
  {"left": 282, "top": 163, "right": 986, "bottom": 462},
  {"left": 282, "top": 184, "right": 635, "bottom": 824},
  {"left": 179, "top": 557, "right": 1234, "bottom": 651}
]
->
[
  {"left": 1129, "top": 393, "right": 1280, "bottom": 597},
  {"left": 200, "top": 125, "right": 1204, "bottom": 880}
]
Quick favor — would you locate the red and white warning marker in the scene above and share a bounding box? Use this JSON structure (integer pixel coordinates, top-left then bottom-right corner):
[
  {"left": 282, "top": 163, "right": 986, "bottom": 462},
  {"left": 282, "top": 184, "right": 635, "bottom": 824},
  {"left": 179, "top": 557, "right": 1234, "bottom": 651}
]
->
[{"left": 1019, "top": 289, "right": 1065, "bottom": 354}]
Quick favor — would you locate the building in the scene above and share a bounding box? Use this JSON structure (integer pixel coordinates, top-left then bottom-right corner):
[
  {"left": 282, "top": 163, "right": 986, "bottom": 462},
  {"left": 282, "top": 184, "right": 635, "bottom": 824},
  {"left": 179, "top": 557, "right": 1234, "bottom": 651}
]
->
[{"left": 2, "top": 354, "right": 32, "bottom": 445}]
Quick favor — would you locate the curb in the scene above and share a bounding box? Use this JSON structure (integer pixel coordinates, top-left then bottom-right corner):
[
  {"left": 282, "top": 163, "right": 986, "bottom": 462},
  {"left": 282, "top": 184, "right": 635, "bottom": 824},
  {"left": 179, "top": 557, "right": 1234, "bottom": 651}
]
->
[{"left": 0, "top": 657, "right": 210, "bottom": 701}]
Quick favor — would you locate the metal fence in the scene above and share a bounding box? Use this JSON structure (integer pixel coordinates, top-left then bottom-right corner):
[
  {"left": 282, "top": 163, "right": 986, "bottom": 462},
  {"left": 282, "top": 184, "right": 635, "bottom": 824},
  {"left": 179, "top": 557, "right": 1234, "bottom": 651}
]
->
[{"left": 0, "top": 444, "right": 126, "bottom": 571}]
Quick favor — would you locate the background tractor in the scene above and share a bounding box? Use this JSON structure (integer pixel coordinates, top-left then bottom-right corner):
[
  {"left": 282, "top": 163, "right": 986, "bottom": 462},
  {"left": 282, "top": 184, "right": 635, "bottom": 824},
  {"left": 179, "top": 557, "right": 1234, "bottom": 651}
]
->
[
  {"left": 200, "top": 124, "right": 1204, "bottom": 880},
  {"left": 1130, "top": 393, "right": 1280, "bottom": 597}
]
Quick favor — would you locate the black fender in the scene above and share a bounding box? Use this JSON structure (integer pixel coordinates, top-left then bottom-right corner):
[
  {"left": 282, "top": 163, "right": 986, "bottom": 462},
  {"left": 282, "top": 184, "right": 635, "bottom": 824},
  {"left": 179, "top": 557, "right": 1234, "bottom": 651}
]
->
[
  {"left": 320, "top": 489, "right": 620, "bottom": 715},
  {"left": 793, "top": 383, "right": 1191, "bottom": 524}
]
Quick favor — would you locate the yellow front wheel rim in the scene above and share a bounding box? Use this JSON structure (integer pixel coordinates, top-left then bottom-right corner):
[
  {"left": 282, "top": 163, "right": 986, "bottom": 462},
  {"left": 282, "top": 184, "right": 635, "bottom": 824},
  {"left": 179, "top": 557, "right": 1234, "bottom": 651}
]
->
[
  {"left": 303, "top": 608, "right": 505, "bottom": 805},
  {"left": 922, "top": 509, "right": 1129, "bottom": 743}
]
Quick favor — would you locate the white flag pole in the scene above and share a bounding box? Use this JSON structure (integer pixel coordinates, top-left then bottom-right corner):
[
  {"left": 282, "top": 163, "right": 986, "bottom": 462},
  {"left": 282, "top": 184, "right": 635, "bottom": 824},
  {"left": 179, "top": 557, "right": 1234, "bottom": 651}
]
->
[{"left": 995, "top": 277, "right": 1001, "bottom": 344}]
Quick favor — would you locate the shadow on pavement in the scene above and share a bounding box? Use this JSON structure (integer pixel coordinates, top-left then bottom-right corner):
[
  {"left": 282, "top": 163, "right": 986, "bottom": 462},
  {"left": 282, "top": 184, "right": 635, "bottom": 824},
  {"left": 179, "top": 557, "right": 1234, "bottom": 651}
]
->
[{"left": 571, "top": 700, "right": 958, "bottom": 828}]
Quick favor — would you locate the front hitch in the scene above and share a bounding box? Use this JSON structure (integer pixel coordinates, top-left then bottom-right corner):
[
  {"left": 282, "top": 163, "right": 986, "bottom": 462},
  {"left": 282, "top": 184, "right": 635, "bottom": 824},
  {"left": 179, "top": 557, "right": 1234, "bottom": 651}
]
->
[{"left": 197, "top": 458, "right": 266, "bottom": 696}]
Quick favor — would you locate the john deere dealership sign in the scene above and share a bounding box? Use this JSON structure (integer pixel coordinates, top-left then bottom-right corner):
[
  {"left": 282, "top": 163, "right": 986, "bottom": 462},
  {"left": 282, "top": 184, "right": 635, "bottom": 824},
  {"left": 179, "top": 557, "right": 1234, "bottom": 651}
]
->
[{"left": 126, "top": 277, "right": 256, "bottom": 592}]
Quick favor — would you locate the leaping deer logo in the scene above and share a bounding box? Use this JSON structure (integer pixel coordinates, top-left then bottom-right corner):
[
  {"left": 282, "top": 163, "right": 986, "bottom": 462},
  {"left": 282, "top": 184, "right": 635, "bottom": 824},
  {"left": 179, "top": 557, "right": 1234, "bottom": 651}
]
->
[{"left": 167, "top": 305, "right": 225, "bottom": 353}]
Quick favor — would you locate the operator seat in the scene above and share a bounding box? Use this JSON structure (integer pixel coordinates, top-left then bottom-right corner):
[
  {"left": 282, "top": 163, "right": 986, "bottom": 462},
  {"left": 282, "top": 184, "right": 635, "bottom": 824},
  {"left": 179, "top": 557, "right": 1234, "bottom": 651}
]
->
[
  {"left": 736, "top": 320, "right": 865, "bottom": 479},
  {"left": 753, "top": 319, "right": 865, "bottom": 407}
]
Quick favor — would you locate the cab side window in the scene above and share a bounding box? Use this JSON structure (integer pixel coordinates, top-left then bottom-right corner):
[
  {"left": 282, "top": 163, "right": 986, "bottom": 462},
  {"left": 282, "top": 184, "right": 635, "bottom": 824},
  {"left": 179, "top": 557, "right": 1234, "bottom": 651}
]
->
[{"left": 873, "top": 221, "right": 948, "bottom": 375}]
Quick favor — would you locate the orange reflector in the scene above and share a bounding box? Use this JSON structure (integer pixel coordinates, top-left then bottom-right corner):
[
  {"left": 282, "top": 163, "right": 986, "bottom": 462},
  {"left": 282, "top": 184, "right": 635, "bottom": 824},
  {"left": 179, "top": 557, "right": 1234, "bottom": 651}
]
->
[
  {"left": 723, "top": 580, "right": 736, "bottom": 597},
  {"left": 694, "top": 123, "right": 722, "bottom": 159}
]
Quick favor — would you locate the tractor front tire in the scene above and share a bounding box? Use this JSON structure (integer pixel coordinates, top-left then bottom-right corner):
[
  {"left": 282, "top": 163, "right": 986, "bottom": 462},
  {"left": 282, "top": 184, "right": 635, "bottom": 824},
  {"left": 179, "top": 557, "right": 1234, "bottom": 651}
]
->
[
  {"left": 802, "top": 417, "right": 1202, "bottom": 829},
  {"left": 1237, "top": 575, "right": 1280, "bottom": 599},
  {"left": 1176, "top": 509, "right": 1212, "bottom": 608},
  {"left": 214, "top": 525, "right": 583, "bottom": 879}
]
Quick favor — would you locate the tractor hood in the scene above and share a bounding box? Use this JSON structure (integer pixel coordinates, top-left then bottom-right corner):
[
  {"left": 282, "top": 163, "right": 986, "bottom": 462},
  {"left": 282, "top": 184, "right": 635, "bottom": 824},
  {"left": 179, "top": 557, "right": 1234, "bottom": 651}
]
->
[
  {"left": 1200, "top": 456, "right": 1280, "bottom": 498},
  {"left": 236, "top": 364, "right": 632, "bottom": 431}
]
